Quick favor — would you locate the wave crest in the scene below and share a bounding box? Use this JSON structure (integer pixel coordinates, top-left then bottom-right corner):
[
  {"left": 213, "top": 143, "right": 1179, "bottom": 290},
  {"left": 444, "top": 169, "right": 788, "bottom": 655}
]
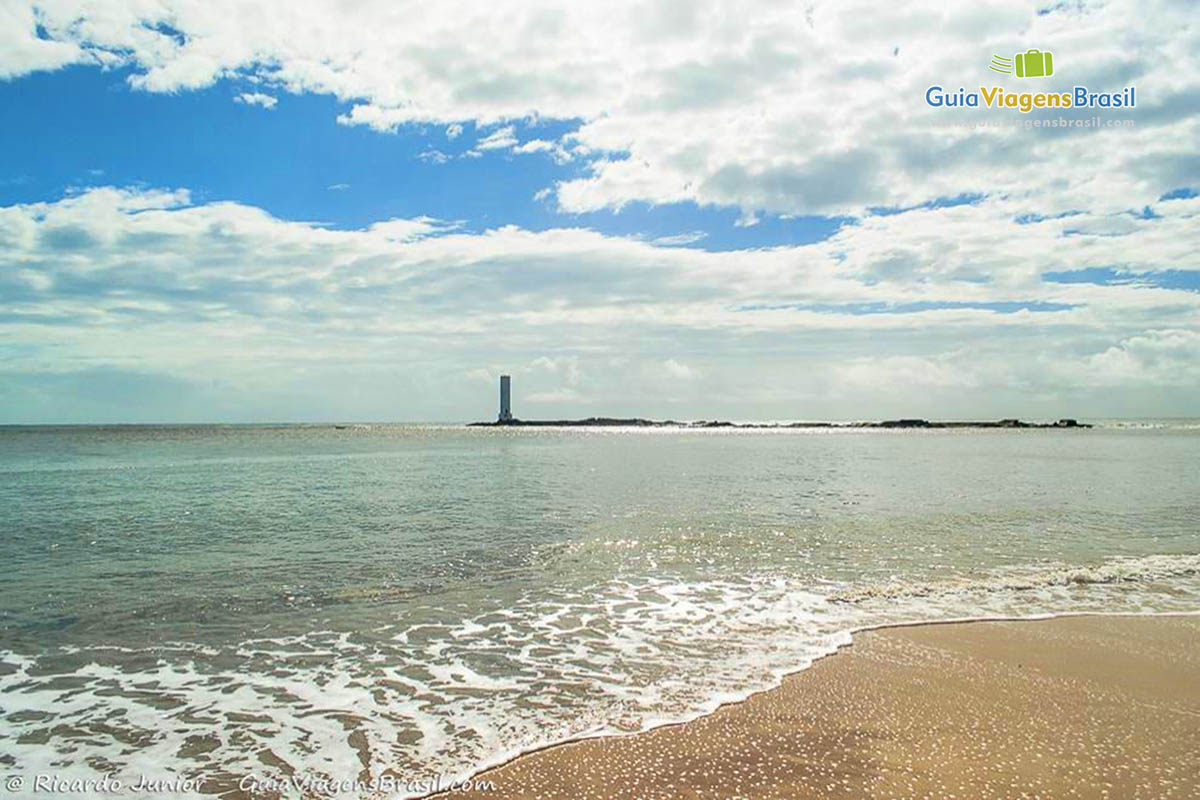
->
[{"left": 830, "top": 553, "right": 1200, "bottom": 604}]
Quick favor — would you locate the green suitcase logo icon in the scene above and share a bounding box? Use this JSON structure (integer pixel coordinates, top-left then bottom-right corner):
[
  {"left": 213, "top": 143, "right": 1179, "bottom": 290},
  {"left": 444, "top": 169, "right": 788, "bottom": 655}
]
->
[{"left": 1014, "top": 49, "right": 1053, "bottom": 78}]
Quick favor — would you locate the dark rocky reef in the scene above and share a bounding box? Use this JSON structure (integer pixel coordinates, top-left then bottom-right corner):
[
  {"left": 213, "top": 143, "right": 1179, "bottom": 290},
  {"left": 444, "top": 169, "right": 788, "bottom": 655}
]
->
[{"left": 469, "top": 417, "right": 1091, "bottom": 429}]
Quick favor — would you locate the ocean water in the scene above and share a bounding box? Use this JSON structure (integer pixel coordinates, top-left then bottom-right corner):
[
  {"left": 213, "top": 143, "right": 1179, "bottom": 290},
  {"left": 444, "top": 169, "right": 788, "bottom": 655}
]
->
[{"left": 1, "top": 423, "right": 1198, "bottom": 796}]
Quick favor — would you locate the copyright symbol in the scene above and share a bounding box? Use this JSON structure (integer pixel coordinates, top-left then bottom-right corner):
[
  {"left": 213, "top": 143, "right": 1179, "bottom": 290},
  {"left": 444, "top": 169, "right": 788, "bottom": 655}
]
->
[{"left": 4, "top": 776, "right": 23, "bottom": 792}]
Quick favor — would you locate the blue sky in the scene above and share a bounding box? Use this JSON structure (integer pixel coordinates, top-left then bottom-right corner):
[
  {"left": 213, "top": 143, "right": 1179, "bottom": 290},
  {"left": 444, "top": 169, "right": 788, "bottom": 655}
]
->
[
  {"left": 0, "top": 66, "right": 845, "bottom": 251},
  {"left": 1, "top": 0, "right": 1198, "bottom": 423}
]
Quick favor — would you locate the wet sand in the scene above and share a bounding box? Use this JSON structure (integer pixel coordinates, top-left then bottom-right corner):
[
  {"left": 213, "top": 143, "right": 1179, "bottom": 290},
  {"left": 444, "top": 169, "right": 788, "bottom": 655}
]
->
[{"left": 447, "top": 615, "right": 1200, "bottom": 799}]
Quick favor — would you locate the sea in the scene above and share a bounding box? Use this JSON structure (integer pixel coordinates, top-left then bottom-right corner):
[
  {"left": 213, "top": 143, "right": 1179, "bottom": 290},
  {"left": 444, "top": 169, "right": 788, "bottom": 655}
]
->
[{"left": 1, "top": 422, "right": 1198, "bottom": 797}]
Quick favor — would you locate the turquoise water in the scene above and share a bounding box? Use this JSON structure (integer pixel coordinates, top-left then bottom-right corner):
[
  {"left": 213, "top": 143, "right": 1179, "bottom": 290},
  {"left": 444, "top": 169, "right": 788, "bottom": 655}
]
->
[{"left": 2, "top": 423, "right": 1198, "bottom": 795}]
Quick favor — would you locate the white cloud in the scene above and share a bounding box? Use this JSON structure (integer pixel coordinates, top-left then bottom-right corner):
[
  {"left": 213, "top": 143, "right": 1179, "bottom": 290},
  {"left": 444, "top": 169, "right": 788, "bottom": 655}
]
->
[
  {"left": 663, "top": 359, "right": 699, "bottom": 379},
  {"left": 5, "top": 1, "right": 1194, "bottom": 220},
  {"left": 530, "top": 356, "right": 583, "bottom": 386},
  {"left": 833, "top": 354, "right": 982, "bottom": 391},
  {"left": 234, "top": 91, "right": 277, "bottom": 109},
  {"left": 418, "top": 148, "right": 450, "bottom": 164},
  {"left": 327, "top": 183, "right": 350, "bottom": 191},
  {"left": 514, "top": 139, "right": 573, "bottom": 163},
  {"left": 5, "top": 3, "right": 1197, "bottom": 420},
  {"left": 652, "top": 231, "right": 707, "bottom": 247},
  {"left": 474, "top": 125, "right": 518, "bottom": 151},
  {"left": 2, "top": 186, "right": 1198, "bottom": 420},
  {"left": 0, "top": 3, "right": 83, "bottom": 78},
  {"left": 515, "top": 139, "right": 554, "bottom": 153},
  {"left": 1083, "top": 330, "right": 1200, "bottom": 387},
  {"left": 367, "top": 216, "right": 456, "bottom": 241}
]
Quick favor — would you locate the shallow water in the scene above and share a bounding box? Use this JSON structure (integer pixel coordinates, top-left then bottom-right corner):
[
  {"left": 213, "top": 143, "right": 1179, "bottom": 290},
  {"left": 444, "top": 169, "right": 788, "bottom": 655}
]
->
[{"left": 1, "top": 423, "right": 1198, "bottom": 796}]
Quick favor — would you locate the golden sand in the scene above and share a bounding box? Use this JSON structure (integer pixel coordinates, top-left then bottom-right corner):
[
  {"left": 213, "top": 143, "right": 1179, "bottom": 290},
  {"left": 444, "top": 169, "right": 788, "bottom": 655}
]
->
[{"left": 446, "top": 615, "right": 1200, "bottom": 799}]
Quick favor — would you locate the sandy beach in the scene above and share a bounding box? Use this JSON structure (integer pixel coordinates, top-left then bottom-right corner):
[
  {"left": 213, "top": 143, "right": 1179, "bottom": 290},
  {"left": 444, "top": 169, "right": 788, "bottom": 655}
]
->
[{"left": 448, "top": 615, "right": 1200, "bottom": 799}]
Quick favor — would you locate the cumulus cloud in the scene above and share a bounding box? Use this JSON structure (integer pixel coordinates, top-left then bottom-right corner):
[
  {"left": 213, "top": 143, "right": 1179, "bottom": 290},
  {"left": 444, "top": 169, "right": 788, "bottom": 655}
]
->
[
  {"left": 0, "top": 3, "right": 84, "bottom": 78},
  {"left": 514, "top": 139, "right": 555, "bottom": 154},
  {"left": 474, "top": 125, "right": 518, "bottom": 152},
  {"left": 513, "top": 138, "right": 573, "bottom": 163},
  {"left": 1083, "top": 330, "right": 1200, "bottom": 387},
  {"left": 234, "top": 91, "right": 278, "bottom": 109},
  {"left": 1, "top": 186, "right": 1198, "bottom": 420},
  {"left": 663, "top": 359, "right": 699, "bottom": 380},
  {"left": 418, "top": 148, "right": 451, "bottom": 164},
  {"left": 3, "top": 1, "right": 1195, "bottom": 220}
]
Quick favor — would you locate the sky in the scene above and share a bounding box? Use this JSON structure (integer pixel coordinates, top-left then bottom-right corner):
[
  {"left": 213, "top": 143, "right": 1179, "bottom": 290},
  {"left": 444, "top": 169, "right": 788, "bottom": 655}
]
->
[{"left": 1, "top": 0, "right": 1198, "bottom": 423}]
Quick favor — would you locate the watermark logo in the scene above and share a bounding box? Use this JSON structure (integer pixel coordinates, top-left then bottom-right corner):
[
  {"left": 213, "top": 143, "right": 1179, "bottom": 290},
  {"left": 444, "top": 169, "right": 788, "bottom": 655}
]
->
[
  {"left": 926, "top": 46, "right": 1135, "bottom": 115},
  {"left": 990, "top": 49, "right": 1054, "bottom": 78}
]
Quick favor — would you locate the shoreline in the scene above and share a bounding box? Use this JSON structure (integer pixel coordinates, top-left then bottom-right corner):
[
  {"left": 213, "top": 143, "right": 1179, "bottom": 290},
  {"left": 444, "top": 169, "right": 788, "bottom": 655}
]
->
[{"left": 432, "top": 611, "right": 1200, "bottom": 799}]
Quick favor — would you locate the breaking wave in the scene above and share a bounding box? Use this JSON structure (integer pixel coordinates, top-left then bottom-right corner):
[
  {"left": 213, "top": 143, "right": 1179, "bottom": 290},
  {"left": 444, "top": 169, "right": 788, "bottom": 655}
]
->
[
  {"left": 1, "top": 552, "right": 1198, "bottom": 798},
  {"left": 831, "top": 552, "right": 1200, "bottom": 603}
]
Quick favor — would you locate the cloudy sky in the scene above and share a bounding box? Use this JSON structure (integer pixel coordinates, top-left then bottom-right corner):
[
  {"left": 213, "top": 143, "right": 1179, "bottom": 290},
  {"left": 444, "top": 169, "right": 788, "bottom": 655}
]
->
[{"left": 1, "top": 0, "right": 1197, "bottom": 423}]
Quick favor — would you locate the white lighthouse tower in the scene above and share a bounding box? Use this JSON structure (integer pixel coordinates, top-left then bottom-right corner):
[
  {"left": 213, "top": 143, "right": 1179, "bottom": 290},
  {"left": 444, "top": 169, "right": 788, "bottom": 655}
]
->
[{"left": 499, "top": 375, "right": 513, "bottom": 422}]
